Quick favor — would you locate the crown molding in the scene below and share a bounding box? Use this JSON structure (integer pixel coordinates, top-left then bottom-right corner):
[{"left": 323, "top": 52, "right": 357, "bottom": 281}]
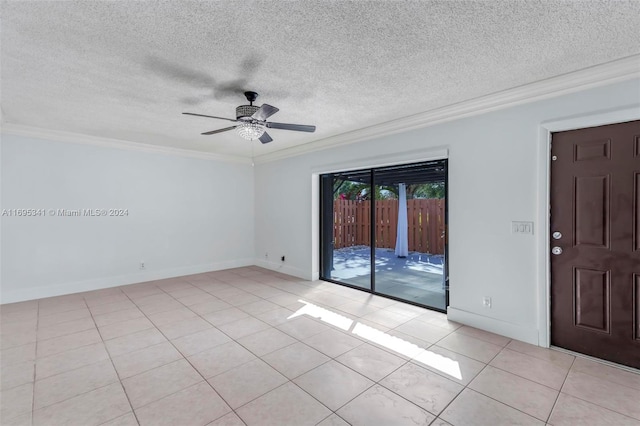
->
[
  {"left": 254, "top": 54, "right": 640, "bottom": 164},
  {"left": 0, "top": 123, "right": 252, "bottom": 164},
  {"left": 1, "top": 56, "right": 638, "bottom": 165}
]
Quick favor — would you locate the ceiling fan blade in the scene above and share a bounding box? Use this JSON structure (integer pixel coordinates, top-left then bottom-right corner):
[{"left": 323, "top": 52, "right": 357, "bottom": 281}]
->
[
  {"left": 266, "top": 122, "right": 316, "bottom": 132},
  {"left": 259, "top": 132, "right": 273, "bottom": 144},
  {"left": 201, "top": 126, "right": 237, "bottom": 135},
  {"left": 183, "top": 112, "right": 238, "bottom": 122},
  {"left": 252, "top": 104, "right": 279, "bottom": 121}
]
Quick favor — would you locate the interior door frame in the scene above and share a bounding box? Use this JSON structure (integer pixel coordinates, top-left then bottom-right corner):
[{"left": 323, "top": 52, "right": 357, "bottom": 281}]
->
[{"left": 536, "top": 106, "right": 640, "bottom": 348}]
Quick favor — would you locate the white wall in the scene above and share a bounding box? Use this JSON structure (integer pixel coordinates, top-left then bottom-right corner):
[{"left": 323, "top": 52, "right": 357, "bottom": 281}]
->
[
  {"left": 2, "top": 79, "right": 638, "bottom": 344},
  {"left": 1, "top": 134, "right": 254, "bottom": 303},
  {"left": 254, "top": 78, "right": 640, "bottom": 345}
]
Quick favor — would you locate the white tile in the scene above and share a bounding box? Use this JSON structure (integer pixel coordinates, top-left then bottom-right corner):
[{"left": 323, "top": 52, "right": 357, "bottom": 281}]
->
[
  {"left": 360, "top": 309, "right": 413, "bottom": 328},
  {"left": 104, "top": 328, "right": 167, "bottom": 357},
  {"left": 237, "top": 327, "right": 297, "bottom": 357},
  {"left": 294, "top": 361, "right": 373, "bottom": 411},
  {"left": 156, "top": 316, "right": 213, "bottom": 339},
  {"left": 217, "top": 317, "right": 270, "bottom": 340},
  {"left": 0, "top": 343, "right": 36, "bottom": 367},
  {"left": 562, "top": 370, "right": 640, "bottom": 420},
  {"left": 203, "top": 307, "right": 250, "bottom": 327},
  {"left": 277, "top": 316, "right": 330, "bottom": 340},
  {"left": 571, "top": 356, "right": 640, "bottom": 391},
  {"left": 32, "top": 382, "right": 130, "bottom": 426},
  {"left": 468, "top": 365, "right": 558, "bottom": 420},
  {"left": 171, "top": 327, "right": 231, "bottom": 357},
  {"left": 411, "top": 346, "right": 485, "bottom": 385},
  {"left": 36, "top": 328, "right": 102, "bottom": 358},
  {"left": 337, "top": 385, "right": 436, "bottom": 426},
  {"left": 208, "top": 359, "right": 288, "bottom": 409},
  {"left": 37, "top": 318, "right": 96, "bottom": 341},
  {"left": 441, "top": 388, "right": 543, "bottom": 426},
  {"left": 394, "top": 319, "right": 452, "bottom": 343},
  {"left": 505, "top": 339, "right": 575, "bottom": 369},
  {"left": 317, "top": 414, "right": 351, "bottom": 426},
  {"left": 206, "top": 412, "right": 246, "bottom": 426},
  {"left": 262, "top": 342, "right": 330, "bottom": 379},
  {"left": 236, "top": 382, "right": 331, "bottom": 426},
  {"left": 112, "top": 341, "right": 182, "bottom": 378},
  {"left": 188, "top": 341, "right": 256, "bottom": 378},
  {"left": 147, "top": 307, "right": 197, "bottom": 326},
  {"left": 100, "top": 412, "right": 139, "bottom": 426},
  {"left": 380, "top": 362, "right": 463, "bottom": 415},
  {"left": 336, "top": 343, "right": 406, "bottom": 381},
  {"left": 34, "top": 359, "right": 118, "bottom": 409},
  {"left": 490, "top": 348, "right": 569, "bottom": 390},
  {"left": 135, "top": 381, "right": 231, "bottom": 426},
  {"left": 93, "top": 307, "right": 144, "bottom": 327},
  {"left": 454, "top": 326, "right": 511, "bottom": 347},
  {"left": 122, "top": 359, "right": 202, "bottom": 409},
  {"left": 0, "top": 382, "right": 33, "bottom": 423},
  {"left": 436, "top": 333, "right": 502, "bottom": 363},
  {"left": 549, "top": 393, "right": 640, "bottom": 426},
  {"left": 35, "top": 342, "right": 109, "bottom": 380},
  {"left": 303, "top": 328, "right": 364, "bottom": 358},
  {"left": 99, "top": 317, "right": 155, "bottom": 340},
  {"left": 0, "top": 361, "right": 34, "bottom": 390}
]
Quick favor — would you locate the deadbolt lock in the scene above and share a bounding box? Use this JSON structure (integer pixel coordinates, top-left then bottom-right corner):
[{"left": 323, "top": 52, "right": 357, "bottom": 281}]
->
[{"left": 552, "top": 231, "right": 562, "bottom": 240}]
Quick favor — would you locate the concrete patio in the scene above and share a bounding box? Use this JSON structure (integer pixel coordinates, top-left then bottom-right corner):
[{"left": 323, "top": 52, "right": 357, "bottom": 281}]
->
[{"left": 329, "top": 246, "right": 446, "bottom": 310}]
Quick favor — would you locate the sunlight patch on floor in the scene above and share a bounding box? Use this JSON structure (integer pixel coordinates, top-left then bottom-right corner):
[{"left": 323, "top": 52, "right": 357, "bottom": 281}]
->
[
  {"left": 291, "top": 300, "right": 462, "bottom": 380},
  {"left": 412, "top": 349, "right": 463, "bottom": 380},
  {"left": 288, "top": 300, "right": 354, "bottom": 331}
]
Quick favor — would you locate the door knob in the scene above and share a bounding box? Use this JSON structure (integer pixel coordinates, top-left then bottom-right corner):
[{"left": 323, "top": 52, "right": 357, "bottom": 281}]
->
[{"left": 552, "top": 246, "right": 563, "bottom": 255}]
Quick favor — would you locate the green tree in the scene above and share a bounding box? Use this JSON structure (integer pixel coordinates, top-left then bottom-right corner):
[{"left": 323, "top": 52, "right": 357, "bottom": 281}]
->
[
  {"left": 412, "top": 182, "right": 445, "bottom": 199},
  {"left": 334, "top": 180, "right": 444, "bottom": 200}
]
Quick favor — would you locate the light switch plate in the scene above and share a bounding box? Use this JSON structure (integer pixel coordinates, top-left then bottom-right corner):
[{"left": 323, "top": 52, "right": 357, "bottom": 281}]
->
[{"left": 512, "top": 221, "right": 534, "bottom": 235}]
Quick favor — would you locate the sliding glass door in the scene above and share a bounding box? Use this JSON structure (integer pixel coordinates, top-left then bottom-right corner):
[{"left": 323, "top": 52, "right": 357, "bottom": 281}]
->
[
  {"left": 373, "top": 163, "right": 447, "bottom": 310},
  {"left": 320, "top": 172, "right": 372, "bottom": 290},
  {"left": 320, "top": 160, "right": 448, "bottom": 311}
]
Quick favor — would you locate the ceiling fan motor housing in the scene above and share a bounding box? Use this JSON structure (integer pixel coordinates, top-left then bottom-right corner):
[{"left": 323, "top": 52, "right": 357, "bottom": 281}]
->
[{"left": 236, "top": 105, "right": 260, "bottom": 120}]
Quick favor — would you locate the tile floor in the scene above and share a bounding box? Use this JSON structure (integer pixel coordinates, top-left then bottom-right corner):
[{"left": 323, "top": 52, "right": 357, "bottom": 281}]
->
[{"left": 1, "top": 266, "right": 639, "bottom": 426}]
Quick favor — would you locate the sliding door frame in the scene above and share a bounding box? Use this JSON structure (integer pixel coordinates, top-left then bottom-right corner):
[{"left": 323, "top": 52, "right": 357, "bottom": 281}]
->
[{"left": 319, "top": 160, "right": 449, "bottom": 313}]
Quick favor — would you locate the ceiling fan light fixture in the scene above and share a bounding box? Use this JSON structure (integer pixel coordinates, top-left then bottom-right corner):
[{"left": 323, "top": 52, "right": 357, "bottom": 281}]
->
[{"left": 236, "top": 121, "right": 266, "bottom": 140}]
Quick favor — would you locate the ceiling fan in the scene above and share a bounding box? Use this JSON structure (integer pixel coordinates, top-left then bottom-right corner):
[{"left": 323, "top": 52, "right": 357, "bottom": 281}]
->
[{"left": 183, "top": 91, "right": 316, "bottom": 144}]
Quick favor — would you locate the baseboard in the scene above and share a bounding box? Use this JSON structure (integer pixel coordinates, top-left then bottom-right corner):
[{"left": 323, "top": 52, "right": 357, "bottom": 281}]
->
[
  {"left": 254, "top": 259, "right": 312, "bottom": 281},
  {"left": 447, "top": 307, "right": 539, "bottom": 345},
  {"left": 0, "top": 258, "right": 254, "bottom": 304}
]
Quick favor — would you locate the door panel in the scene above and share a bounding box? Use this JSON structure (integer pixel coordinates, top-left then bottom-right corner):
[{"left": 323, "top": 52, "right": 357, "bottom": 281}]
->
[
  {"left": 551, "top": 119, "right": 640, "bottom": 369},
  {"left": 633, "top": 173, "right": 640, "bottom": 251},
  {"left": 635, "top": 274, "right": 640, "bottom": 341},
  {"left": 574, "top": 268, "right": 610, "bottom": 333},
  {"left": 574, "top": 175, "right": 610, "bottom": 248},
  {"left": 574, "top": 138, "right": 610, "bottom": 161}
]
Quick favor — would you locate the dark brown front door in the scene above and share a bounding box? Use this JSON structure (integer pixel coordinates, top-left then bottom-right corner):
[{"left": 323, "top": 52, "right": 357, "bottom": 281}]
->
[{"left": 550, "top": 119, "right": 640, "bottom": 369}]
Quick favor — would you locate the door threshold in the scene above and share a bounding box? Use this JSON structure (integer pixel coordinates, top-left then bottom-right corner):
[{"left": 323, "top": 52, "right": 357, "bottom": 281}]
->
[{"left": 550, "top": 346, "right": 640, "bottom": 375}]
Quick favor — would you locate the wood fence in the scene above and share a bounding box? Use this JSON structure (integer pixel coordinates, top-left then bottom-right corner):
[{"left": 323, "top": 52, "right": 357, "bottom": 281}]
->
[{"left": 333, "top": 199, "right": 445, "bottom": 255}]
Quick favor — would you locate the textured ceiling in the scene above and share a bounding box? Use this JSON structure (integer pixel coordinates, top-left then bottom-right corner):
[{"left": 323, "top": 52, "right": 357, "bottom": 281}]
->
[{"left": 2, "top": 1, "right": 640, "bottom": 158}]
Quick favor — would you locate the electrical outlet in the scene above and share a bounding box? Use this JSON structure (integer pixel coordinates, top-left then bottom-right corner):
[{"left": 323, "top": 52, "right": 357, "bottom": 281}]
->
[
  {"left": 140, "top": 261, "right": 146, "bottom": 270},
  {"left": 482, "top": 296, "right": 492, "bottom": 308},
  {"left": 281, "top": 255, "right": 285, "bottom": 262}
]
